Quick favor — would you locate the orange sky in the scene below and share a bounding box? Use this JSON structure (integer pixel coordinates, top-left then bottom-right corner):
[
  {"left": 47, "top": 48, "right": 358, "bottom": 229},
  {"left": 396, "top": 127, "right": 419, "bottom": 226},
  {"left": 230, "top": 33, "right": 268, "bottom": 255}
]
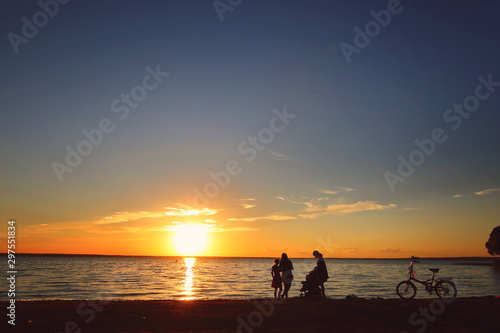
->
[{"left": 6, "top": 187, "right": 499, "bottom": 258}]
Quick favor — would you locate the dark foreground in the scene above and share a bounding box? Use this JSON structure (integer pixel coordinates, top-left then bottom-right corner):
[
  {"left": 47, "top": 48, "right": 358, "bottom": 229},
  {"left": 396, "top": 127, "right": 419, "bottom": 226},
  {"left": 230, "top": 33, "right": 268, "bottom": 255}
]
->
[{"left": 2, "top": 296, "right": 499, "bottom": 333}]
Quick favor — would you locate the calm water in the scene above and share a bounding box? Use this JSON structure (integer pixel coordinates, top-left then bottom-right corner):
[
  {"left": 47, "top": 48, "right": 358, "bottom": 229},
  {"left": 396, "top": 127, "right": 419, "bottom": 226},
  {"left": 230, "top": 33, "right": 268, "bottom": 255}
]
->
[{"left": 1, "top": 256, "right": 499, "bottom": 300}]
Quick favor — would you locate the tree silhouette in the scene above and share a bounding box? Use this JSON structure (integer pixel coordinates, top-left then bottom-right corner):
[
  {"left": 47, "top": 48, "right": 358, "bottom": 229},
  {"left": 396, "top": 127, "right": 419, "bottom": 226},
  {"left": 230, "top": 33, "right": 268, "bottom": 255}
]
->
[{"left": 485, "top": 226, "right": 500, "bottom": 256}]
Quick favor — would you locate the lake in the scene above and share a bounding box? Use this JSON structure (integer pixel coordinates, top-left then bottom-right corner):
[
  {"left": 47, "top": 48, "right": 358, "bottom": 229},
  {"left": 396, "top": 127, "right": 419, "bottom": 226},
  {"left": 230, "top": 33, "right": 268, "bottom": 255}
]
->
[{"left": 1, "top": 256, "right": 498, "bottom": 300}]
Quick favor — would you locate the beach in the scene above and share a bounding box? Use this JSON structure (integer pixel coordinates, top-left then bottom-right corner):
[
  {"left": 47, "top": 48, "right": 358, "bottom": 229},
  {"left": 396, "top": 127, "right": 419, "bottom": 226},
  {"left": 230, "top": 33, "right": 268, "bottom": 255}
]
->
[{"left": 2, "top": 296, "right": 499, "bottom": 332}]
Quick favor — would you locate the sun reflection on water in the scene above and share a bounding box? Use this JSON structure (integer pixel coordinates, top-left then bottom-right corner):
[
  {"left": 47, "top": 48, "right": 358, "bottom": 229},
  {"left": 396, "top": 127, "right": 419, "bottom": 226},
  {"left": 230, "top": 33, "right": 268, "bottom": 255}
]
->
[{"left": 181, "top": 257, "right": 196, "bottom": 300}]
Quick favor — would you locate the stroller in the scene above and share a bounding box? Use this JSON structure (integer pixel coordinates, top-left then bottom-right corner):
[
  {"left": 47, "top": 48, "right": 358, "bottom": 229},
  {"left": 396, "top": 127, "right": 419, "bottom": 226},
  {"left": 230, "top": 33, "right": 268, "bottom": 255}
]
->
[{"left": 299, "top": 270, "right": 323, "bottom": 297}]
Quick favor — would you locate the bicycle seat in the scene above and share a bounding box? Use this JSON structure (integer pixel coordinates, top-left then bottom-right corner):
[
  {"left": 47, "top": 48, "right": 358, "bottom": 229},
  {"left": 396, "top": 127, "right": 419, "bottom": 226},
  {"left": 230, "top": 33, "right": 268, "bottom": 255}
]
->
[{"left": 429, "top": 268, "right": 439, "bottom": 273}]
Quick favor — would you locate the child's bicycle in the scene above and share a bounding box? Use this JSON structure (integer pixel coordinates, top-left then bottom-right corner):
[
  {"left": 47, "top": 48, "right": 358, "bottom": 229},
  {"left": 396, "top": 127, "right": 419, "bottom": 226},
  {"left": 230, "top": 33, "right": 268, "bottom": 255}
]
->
[{"left": 396, "top": 256, "right": 457, "bottom": 300}]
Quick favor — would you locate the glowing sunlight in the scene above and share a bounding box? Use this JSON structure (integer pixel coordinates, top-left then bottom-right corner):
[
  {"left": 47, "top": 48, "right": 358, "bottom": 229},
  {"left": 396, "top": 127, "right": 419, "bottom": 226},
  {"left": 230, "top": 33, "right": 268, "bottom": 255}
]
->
[
  {"left": 174, "top": 224, "right": 209, "bottom": 256},
  {"left": 181, "top": 257, "right": 196, "bottom": 300}
]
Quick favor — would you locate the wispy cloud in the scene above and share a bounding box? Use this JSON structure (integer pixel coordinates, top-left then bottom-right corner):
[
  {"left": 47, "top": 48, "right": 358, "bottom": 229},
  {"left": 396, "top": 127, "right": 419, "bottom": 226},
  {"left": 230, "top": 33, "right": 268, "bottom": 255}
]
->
[
  {"left": 268, "top": 150, "right": 291, "bottom": 161},
  {"left": 239, "top": 198, "right": 256, "bottom": 209},
  {"left": 164, "top": 207, "right": 217, "bottom": 216},
  {"left": 474, "top": 188, "right": 500, "bottom": 196},
  {"left": 318, "top": 189, "right": 339, "bottom": 195},
  {"left": 379, "top": 248, "right": 401, "bottom": 253},
  {"left": 229, "top": 200, "right": 396, "bottom": 222},
  {"left": 452, "top": 194, "right": 463, "bottom": 198},
  {"left": 300, "top": 201, "right": 396, "bottom": 218},
  {"left": 211, "top": 226, "right": 261, "bottom": 232},
  {"left": 228, "top": 215, "right": 299, "bottom": 222},
  {"left": 92, "top": 207, "right": 218, "bottom": 225},
  {"left": 93, "top": 211, "right": 166, "bottom": 225},
  {"left": 338, "top": 186, "right": 354, "bottom": 192},
  {"left": 317, "top": 186, "right": 353, "bottom": 195}
]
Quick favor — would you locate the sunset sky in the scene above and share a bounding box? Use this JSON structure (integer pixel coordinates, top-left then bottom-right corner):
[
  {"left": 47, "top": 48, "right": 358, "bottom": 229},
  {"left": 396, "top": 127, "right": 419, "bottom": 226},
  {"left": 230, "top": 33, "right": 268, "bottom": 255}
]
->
[{"left": 1, "top": 0, "right": 499, "bottom": 258}]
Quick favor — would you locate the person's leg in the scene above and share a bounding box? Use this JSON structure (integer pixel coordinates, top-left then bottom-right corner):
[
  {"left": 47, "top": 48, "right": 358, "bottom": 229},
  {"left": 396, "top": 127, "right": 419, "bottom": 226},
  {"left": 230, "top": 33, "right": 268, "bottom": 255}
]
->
[
  {"left": 274, "top": 287, "right": 277, "bottom": 298},
  {"left": 278, "top": 286, "right": 282, "bottom": 299},
  {"left": 284, "top": 283, "right": 291, "bottom": 297},
  {"left": 319, "top": 283, "right": 325, "bottom": 296}
]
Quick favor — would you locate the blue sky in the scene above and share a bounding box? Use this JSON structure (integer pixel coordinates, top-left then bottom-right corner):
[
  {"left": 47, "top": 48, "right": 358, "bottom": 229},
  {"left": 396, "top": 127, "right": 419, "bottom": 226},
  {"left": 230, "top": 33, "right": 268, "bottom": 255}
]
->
[{"left": 1, "top": 0, "right": 499, "bottom": 257}]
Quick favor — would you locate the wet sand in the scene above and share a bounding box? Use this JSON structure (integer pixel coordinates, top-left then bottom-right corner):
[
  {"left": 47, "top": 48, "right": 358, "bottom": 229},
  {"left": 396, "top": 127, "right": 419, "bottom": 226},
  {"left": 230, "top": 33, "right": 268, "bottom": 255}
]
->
[{"left": 2, "top": 296, "right": 499, "bottom": 332}]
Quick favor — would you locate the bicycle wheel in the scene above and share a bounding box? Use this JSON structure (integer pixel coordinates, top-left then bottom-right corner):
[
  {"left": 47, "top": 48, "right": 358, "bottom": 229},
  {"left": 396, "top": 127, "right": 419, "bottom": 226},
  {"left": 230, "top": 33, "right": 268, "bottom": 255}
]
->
[
  {"left": 396, "top": 281, "right": 417, "bottom": 299},
  {"left": 435, "top": 280, "right": 457, "bottom": 300}
]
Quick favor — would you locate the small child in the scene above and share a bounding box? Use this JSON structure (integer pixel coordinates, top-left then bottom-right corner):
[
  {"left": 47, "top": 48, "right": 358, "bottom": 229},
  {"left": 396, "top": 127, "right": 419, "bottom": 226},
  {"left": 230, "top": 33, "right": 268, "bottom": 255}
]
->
[{"left": 271, "top": 258, "right": 283, "bottom": 298}]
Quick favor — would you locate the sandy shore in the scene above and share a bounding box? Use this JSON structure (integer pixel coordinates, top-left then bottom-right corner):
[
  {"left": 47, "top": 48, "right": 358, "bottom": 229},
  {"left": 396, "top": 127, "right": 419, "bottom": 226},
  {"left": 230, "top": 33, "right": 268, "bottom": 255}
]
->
[{"left": 2, "top": 296, "right": 499, "bottom": 332}]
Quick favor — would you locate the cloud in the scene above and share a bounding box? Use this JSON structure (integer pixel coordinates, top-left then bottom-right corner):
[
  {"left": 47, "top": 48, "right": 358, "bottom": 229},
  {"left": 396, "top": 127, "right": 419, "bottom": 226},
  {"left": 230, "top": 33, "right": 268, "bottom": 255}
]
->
[
  {"left": 380, "top": 248, "right": 401, "bottom": 253},
  {"left": 300, "top": 201, "right": 396, "bottom": 218},
  {"left": 337, "top": 186, "right": 354, "bottom": 192},
  {"left": 228, "top": 215, "right": 299, "bottom": 222},
  {"left": 268, "top": 150, "right": 291, "bottom": 161},
  {"left": 318, "top": 189, "right": 339, "bottom": 195},
  {"left": 89, "top": 225, "right": 167, "bottom": 234},
  {"left": 164, "top": 207, "right": 218, "bottom": 216},
  {"left": 210, "top": 226, "right": 260, "bottom": 232},
  {"left": 229, "top": 200, "right": 396, "bottom": 222},
  {"left": 452, "top": 194, "right": 463, "bottom": 198},
  {"left": 94, "top": 211, "right": 166, "bottom": 225},
  {"left": 317, "top": 187, "right": 353, "bottom": 195},
  {"left": 239, "top": 198, "right": 256, "bottom": 209},
  {"left": 474, "top": 188, "right": 500, "bottom": 196},
  {"left": 92, "top": 207, "right": 218, "bottom": 225}
]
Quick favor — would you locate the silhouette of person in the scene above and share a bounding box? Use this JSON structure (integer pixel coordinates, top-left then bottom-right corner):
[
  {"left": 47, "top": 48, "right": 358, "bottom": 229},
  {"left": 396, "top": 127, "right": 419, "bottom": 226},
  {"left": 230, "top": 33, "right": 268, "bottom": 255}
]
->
[
  {"left": 312, "top": 250, "right": 329, "bottom": 296},
  {"left": 279, "top": 253, "right": 294, "bottom": 298},
  {"left": 271, "top": 258, "right": 282, "bottom": 298}
]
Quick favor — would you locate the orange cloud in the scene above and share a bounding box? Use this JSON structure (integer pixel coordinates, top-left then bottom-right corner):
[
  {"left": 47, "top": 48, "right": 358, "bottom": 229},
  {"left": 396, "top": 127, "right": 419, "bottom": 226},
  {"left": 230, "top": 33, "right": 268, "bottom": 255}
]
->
[
  {"left": 229, "top": 200, "right": 396, "bottom": 221},
  {"left": 474, "top": 188, "right": 500, "bottom": 196},
  {"left": 164, "top": 207, "right": 217, "bottom": 216},
  {"left": 94, "top": 211, "right": 166, "bottom": 225}
]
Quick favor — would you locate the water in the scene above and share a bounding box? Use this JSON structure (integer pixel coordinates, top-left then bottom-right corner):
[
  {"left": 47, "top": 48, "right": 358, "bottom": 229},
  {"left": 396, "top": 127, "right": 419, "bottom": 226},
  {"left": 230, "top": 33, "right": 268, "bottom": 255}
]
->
[{"left": 1, "top": 256, "right": 499, "bottom": 300}]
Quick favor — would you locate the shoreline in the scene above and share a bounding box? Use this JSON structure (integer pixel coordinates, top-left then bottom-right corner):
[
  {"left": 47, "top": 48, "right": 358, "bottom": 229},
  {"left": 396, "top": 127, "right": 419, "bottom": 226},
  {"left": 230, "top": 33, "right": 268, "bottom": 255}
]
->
[{"left": 2, "top": 296, "right": 499, "bottom": 332}]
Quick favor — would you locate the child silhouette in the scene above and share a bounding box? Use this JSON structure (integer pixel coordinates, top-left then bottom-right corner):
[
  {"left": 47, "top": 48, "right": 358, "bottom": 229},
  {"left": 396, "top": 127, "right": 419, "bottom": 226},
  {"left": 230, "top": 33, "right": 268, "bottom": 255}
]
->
[{"left": 271, "top": 258, "right": 283, "bottom": 298}]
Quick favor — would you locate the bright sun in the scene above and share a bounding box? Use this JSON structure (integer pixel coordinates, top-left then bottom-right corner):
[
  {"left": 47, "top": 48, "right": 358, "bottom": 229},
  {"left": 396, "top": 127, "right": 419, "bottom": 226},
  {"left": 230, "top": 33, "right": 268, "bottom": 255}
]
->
[{"left": 174, "top": 224, "right": 208, "bottom": 256}]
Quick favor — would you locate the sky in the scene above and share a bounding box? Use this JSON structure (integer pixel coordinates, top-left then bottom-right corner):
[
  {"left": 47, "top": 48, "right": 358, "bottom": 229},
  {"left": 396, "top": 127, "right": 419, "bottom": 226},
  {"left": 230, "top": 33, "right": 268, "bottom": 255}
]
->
[{"left": 1, "top": 0, "right": 499, "bottom": 258}]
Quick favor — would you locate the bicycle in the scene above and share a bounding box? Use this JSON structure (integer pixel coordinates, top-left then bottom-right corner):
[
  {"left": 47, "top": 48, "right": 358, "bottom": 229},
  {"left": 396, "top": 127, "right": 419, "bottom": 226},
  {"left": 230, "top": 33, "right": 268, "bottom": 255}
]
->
[{"left": 396, "top": 256, "right": 457, "bottom": 300}]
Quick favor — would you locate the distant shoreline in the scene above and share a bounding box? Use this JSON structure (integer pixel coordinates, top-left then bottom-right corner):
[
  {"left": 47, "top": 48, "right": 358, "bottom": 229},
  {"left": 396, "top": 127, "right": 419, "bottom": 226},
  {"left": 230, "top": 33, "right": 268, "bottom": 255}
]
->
[{"left": 1, "top": 252, "right": 496, "bottom": 261}]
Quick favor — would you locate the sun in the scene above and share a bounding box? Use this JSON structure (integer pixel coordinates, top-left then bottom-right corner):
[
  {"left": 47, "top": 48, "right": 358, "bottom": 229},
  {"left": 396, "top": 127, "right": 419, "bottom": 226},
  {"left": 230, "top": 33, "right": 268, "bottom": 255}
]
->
[{"left": 174, "top": 224, "right": 208, "bottom": 256}]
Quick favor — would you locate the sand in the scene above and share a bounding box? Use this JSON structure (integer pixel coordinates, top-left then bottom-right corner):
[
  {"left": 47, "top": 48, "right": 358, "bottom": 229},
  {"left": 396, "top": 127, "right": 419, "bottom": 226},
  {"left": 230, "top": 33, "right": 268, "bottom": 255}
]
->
[{"left": 2, "top": 296, "right": 499, "bottom": 332}]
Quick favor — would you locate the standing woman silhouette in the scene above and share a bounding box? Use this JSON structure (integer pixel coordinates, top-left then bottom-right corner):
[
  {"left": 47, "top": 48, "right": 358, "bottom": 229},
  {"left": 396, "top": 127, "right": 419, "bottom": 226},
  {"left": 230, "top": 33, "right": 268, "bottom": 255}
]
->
[
  {"left": 279, "top": 253, "right": 294, "bottom": 298},
  {"left": 312, "top": 250, "right": 329, "bottom": 296}
]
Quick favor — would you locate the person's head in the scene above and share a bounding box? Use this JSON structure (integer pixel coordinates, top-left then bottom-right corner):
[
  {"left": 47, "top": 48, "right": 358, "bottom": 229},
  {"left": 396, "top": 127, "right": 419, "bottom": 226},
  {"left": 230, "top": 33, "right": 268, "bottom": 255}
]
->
[
  {"left": 274, "top": 258, "right": 280, "bottom": 265},
  {"left": 313, "top": 250, "right": 323, "bottom": 259},
  {"left": 281, "top": 253, "right": 288, "bottom": 261}
]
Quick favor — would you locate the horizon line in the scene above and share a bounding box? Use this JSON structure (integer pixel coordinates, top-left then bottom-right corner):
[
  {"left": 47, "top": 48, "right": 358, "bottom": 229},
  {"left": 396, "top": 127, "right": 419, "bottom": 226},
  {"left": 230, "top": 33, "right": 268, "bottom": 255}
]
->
[{"left": 3, "top": 252, "right": 495, "bottom": 260}]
